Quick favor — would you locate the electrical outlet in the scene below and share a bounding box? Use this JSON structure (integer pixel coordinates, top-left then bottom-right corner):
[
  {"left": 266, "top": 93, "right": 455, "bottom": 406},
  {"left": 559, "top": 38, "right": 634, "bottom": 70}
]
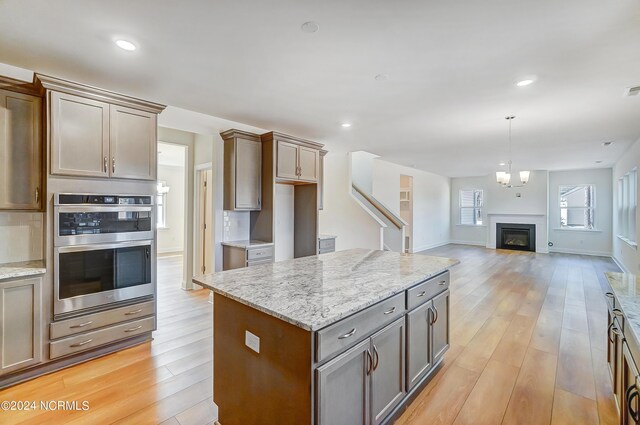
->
[{"left": 245, "top": 330, "right": 260, "bottom": 354}]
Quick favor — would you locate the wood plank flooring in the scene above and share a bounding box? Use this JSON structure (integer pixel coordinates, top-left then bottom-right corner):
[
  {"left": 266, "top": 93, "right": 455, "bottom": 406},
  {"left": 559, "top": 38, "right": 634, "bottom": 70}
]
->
[{"left": 0, "top": 245, "right": 621, "bottom": 425}]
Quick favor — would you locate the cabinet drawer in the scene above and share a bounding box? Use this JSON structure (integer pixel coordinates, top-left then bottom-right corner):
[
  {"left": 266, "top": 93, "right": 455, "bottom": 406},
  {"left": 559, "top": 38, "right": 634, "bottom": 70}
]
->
[
  {"left": 50, "top": 301, "right": 154, "bottom": 340},
  {"left": 247, "top": 258, "right": 274, "bottom": 267},
  {"left": 247, "top": 246, "right": 274, "bottom": 261},
  {"left": 406, "top": 272, "right": 449, "bottom": 311},
  {"left": 316, "top": 293, "right": 405, "bottom": 363},
  {"left": 50, "top": 316, "right": 155, "bottom": 359},
  {"left": 318, "top": 238, "right": 335, "bottom": 252}
]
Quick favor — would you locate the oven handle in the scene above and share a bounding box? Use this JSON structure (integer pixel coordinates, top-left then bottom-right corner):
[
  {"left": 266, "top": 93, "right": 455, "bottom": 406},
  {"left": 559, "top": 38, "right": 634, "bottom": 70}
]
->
[
  {"left": 55, "top": 206, "right": 153, "bottom": 213},
  {"left": 55, "top": 240, "right": 153, "bottom": 253}
]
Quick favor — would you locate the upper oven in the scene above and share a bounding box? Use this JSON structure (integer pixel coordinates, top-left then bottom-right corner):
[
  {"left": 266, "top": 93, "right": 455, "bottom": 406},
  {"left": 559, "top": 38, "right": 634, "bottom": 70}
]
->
[{"left": 54, "top": 193, "right": 153, "bottom": 246}]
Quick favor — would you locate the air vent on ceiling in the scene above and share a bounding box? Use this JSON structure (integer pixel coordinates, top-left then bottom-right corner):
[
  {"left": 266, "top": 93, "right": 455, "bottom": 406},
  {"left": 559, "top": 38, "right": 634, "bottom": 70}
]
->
[{"left": 626, "top": 86, "right": 640, "bottom": 96}]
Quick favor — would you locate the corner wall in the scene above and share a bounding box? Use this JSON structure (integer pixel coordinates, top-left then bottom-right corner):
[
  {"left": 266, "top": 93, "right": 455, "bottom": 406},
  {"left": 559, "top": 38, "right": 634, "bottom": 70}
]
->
[{"left": 613, "top": 138, "right": 640, "bottom": 272}]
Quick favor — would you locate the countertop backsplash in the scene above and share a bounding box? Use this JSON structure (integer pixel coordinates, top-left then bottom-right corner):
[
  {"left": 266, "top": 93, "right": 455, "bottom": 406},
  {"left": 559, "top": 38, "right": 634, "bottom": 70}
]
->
[{"left": 0, "top": 212, "right": 44, "bottom": 264}]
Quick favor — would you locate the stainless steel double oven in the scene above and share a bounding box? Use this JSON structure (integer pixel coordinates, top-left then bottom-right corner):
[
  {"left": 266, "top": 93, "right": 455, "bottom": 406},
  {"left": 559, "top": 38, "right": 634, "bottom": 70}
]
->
[{"left": 54, "top": 194, "right": 155, "bottom": 318}]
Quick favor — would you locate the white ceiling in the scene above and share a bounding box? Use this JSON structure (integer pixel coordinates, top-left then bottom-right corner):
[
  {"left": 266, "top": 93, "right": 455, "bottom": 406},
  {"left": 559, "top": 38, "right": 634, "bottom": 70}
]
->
[{"left": 1, "top": 0, "right": 639, "bottom": 177}]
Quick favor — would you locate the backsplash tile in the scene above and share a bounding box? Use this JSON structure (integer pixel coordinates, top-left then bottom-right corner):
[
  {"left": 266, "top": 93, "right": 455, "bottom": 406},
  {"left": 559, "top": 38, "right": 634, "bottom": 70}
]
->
[
  {"left": 222, "top": 210, "right": 250, "bottom": 242},
  {"left": 0, "top": 213, "right": 44, "bottom": 263}
]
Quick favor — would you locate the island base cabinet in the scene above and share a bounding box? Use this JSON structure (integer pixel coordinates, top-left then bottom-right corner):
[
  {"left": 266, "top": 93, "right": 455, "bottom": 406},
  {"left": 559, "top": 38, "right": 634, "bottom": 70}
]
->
[
  {"left": 316, "top": 339, "right": 371, "bottom": 425},
  {"left": 622, "top": 342, "right": 640, "bottom": 425},
  {"left": 431, "top": 290, "right": 450, "bottom": 364},
  {"left": 316, "top": 317, "right": 406, "bottom": 425},
  {"left": 0, "top": 276, "right": 42, "bottom": 375},
  {"left": 406, "top": 301, "right": 432, "bottom": 390}
]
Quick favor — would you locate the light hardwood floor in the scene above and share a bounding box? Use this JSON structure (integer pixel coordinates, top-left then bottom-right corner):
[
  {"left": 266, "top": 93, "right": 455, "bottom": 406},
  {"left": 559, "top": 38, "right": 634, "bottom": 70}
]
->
[{"left": 0, "top": 246, "right": 621, "bottom": 425}]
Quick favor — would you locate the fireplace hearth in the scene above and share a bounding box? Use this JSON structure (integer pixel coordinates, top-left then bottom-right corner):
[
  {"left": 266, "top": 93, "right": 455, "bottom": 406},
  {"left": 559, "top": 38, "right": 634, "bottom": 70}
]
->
[{"left": 496, "top": 223, "right": 536, "bottom": 252}]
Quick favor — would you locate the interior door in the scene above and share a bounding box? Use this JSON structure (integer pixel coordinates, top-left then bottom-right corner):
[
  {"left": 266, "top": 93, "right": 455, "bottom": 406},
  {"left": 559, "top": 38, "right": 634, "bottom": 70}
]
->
[
  {"left": 203, "top": 170, "right": 213, "bottom": 274},
  {"left": 110, "top": 104, "right": 156, "bottom": 180},
  {"left": 431, "top": 289, "right": 450, "bottom": 364},
  {"left": 276, "top": 140, "right": 299, "bottom": 180}
]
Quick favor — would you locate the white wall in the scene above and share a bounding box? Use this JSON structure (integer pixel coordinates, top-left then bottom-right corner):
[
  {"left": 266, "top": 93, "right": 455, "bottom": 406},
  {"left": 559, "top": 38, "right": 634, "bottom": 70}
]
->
[
  {"left": 371, "top": 159, "right": 451, "bottom": 253},
  {"left": 157, "top": 164, "right": 186, "bottom": 253},
  {"left": 548, "top": 168, "right": 612, "bottom": 256},
  {"left": 351, "top": 151, "right": 378, "bottom": 194},
  {"left": 450, "top": 171, "right": 549, "bottom": 246},
  {"left": 613, "top": 138, "right": 640, "bottom": 273},
  {"left": 319, "top": 149, "right": 381, "bottom": 251}
]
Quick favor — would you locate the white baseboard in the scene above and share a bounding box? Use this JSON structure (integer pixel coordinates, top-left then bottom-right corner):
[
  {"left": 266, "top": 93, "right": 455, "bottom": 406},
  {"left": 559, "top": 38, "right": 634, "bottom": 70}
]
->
[
  {"left": 448, "top": 240, "right": 486, "bottom": 247},
  {"left": 548, "top": 247, "right": 612, "bottom": 257},
  {"left": 411, "top": 240, "right": 450, "bottom": 253},
  {"left": 612, "top": 256, "right": 630, "bottom": 273}
]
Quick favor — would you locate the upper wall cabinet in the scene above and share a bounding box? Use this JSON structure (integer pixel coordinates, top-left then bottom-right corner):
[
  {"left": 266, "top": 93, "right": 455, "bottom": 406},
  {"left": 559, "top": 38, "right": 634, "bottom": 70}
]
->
[
  {"left": 38, "top": 74, "right": 165, "bottom": 181},
  {"left": 221, "top": 129, "right": 262, "bottom": 211},
  {"left": 262, "top": 132, "right": 322, "bottom": 184},
  {"left": 0, "top": 85, "right": 43, "bottom": 211}
]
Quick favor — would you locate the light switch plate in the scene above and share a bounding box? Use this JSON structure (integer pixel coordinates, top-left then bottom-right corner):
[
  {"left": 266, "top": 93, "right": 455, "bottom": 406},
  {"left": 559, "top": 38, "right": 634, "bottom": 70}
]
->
[{"left": 245, "top": 330, "right": 260, "bottom": 353}]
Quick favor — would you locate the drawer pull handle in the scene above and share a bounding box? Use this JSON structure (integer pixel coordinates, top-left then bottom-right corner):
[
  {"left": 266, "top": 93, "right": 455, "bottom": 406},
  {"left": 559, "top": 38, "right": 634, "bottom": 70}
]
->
[
  {"left": 70, "top": 321, "right": 94, "bottom": 329},
  {"left": 416, "top": 291, "right": 427, "bottom": 298},
  {"left": 605, "top": 292, "right": 614, "bottom": 298},
  {"left": 338, "top": 328, "right": 357, "bottom": 339},
  {"left": 383, "top": 307, "right": 396, "bottom": 315},
  {"left": 124, "top": 325, "right": 144, "bottom": 333},
  {"left": 125, "top": 309, "right": 143, "bottom": 316},
  {"left": 70, "top": 339, "right": 93, "bottom": 348},
  {"left": 613, "top": 308, "right": 624, "bottom": 317},
  {"left": 439, "top": 280, "right": 447, "bottom": 285}
]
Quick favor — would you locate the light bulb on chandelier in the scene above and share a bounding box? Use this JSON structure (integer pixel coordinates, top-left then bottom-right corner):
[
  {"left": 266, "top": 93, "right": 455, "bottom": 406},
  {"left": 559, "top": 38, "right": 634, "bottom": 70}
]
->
[{"left": 496, "top": 116, "right": 530, "bottom": 188}]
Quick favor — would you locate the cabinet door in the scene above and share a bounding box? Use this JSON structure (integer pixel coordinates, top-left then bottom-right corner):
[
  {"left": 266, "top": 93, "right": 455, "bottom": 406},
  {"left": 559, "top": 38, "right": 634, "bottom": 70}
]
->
[
  {"left": 0, "top": 90, "right": 42, "bottom": 210},
  {"left": 371, "top": 317, "right": 406, "bottom": 425},
  {"left": 235, "top": 137, "right": 261, "bottom": 209},
  {"left": 607, "top": 310, "right": 617, "bottom": 385},
  {"left": 622, "top": 342, "right": 640, "bottom": 425},
  {"left": 406, "top": 301, "right": 432, "bottom": 390},
  {"left": 613, "top": 318, "right": 625, "bottom": 410},
  {"left": 0, "top": 276, "right": 42, "bottom": 375},
  {"left": 432, "top": 289, "right": 450, "bottom": 364},
  {"left": 276, "top": 140, "right": 299, "bottom": 180},
  {"left": 316, "top": 339, "right": 370, "bottom": 425},
  {"left": 50, "top": 91, "right": 110, "bottom": 178},
  {"left": 298, "top": 146, "right": 319, "bottom": 182},
  {"left": 110, "top": 105, "right": 157, "bottom": 180}
]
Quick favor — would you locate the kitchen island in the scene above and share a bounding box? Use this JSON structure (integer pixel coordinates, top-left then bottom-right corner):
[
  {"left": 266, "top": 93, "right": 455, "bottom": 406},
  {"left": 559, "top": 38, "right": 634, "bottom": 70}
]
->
[{"left": 193, "top": 248, "right": 458, "bottom": 425}]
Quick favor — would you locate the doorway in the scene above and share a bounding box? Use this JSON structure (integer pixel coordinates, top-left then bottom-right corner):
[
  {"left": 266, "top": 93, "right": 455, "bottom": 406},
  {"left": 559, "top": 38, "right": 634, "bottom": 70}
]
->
[{"left": 400, "top": 175, "right": 413, "bottom": 253}]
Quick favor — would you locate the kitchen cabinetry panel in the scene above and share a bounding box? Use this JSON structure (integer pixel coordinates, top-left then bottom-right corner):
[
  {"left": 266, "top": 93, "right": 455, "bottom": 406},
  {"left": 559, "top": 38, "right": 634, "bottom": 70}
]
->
[
  {"left": 432, "top": 289, "right": 450, "bottom": 364},
  {"left": 406, "top": 301, "right": 432, "bottom": 390},
  {"left": 222, "top": 130, "right": 262, "bottom": 211},
  {"left": 276, "top": 140, "right": 299, "bottom": 180},
  {"left": 316, "top": 338, "right": 370, "bottom": 425},
  {"left": 623, "top": 342, "right": 640, "bottom": 425},
  {"left": 371, "top": 317, "right": 406, "bottom": 425},
  {"left": 298, "top": 145, "right": 319, "bottom": 182},
  {"left": 0, "top": 90, "right": 42, "bottom": 210},
  {"left": 50, "top": 91, "right": 110, "bottom": 178},
  {"left": 0, "top": 276, "right": 42, "bottom": 375},
  {"left": 110, "top": 105, "right": 156, "bottom": 180}
]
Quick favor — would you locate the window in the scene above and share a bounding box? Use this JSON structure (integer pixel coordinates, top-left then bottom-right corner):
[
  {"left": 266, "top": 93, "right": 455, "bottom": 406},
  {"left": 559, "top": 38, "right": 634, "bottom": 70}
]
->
[
  {"left": 559, "top": 185, "right": 595, "bottom": 230},
  {"left": 618, "top": 169, "right": 637, "bottom": 244},
  {"left": 157, "top": 181, "right": 170, "bottom": 229},
  {"left": 459, "top": 189, "right": 483, "bottom": 225}
]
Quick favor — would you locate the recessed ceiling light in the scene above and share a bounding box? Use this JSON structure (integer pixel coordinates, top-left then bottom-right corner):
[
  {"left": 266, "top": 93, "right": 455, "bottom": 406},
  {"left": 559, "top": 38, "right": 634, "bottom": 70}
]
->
[
  {"left": 602, "top": 141, "right": 614, "bottom": 146},
  {"left": 341, "top": 123, "right": 352, "bottom": 128},
  {"left": 301, "top": 21, "right": 319, "bottom": 33},
  {"left": 499, "top": 162, "right": 506, "bottom": 166},
  {"left": 374, "top": 74, "right": 388, "bottom": 81},
  {"left": 115, "top": 39, "right": 136, "bottom": 51},
  {"left": 516, "top": 79, "right": 534, "bottom": 87},
  {"left": 595, "top": 160, "right": 603, "bottom": 164}
]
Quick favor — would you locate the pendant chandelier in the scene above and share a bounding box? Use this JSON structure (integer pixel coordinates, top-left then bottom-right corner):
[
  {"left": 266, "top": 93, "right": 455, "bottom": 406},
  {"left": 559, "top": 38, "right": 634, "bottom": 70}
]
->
[{"left": 496, "top": 116, "right": 530, "bottom": 187}]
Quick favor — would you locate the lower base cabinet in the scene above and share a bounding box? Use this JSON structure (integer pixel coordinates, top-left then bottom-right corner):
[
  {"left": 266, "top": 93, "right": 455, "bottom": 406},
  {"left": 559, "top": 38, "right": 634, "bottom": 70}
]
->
[
  {"left": 623, "top": 342, "right": 640, "bottom": 425},
  {"left": 0, "top": 276, "right": 42, "bottom": 375},
  {"left": 316, "top": 317, "right": 406, "bottom": 425}
]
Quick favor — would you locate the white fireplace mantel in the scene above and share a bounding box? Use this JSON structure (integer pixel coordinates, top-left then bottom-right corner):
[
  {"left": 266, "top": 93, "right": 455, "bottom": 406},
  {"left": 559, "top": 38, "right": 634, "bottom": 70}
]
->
[{"left": 487, "top": 213, "right": 548, "bottom": 253}]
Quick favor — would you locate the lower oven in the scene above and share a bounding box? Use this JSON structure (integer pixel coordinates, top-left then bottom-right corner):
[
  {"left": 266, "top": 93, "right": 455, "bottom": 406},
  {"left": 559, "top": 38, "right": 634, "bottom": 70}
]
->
[{"left": 54, "top": 240, "right": 155, "bottom": 317}]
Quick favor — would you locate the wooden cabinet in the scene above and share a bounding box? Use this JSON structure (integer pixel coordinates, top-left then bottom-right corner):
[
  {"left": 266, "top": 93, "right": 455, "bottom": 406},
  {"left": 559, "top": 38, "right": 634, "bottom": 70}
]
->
[
  {"left": 0, "top": 89, "right": 43, "bottom": 210},
  {"left": 221, "top": 130, "right": 262, "bottom": 211},
  {"left": 40, "top": 74, "right": 165, "bottom": 181},
  {"left": 623, "top": 341, "right": 640, "bottom": 425},
  {"left": 0, "top": 276, "right": 42, "bottom": 375},
  {"left": 316, "top": 317, "right": 405, "bottom": 425},
  {"left": 275, "top": 139, "right": 320, "bottom": 183},
  {"left": 319, "top": 150, "right": 327, "bottom": 210}
]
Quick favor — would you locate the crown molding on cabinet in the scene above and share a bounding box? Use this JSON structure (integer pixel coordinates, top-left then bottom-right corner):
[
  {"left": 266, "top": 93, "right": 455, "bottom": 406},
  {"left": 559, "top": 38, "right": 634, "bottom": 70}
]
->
[{"left": 0, "top": 75, "right": 44, "bottom": 97}]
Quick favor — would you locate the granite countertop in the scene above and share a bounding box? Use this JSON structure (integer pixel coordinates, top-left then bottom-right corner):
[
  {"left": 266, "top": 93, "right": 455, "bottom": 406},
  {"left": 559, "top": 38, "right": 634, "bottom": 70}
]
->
[
  {"left": 319, "top": 234, "right": 337, "bottom": 240},
  {"left": 606, "top": 272, "right": 640, "bottom": 343},
  {"left": 221, "top": 240, "right": 274, "bottom": 249},
  {"left": 0, "top": 260, "right": 46, "bottom": 280},
  {"left": 194, "top": 248, "right": 458, "bottom": 331}
]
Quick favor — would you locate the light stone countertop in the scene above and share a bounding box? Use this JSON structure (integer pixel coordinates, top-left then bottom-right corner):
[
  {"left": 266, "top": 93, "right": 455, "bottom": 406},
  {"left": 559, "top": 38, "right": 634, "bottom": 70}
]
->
[
  {"left": 606, "top": 272, "right": 640, "bottom": 344},
  {"left": 221, "top": 240, "right": 274, "bottom": 249},
  {"left": 193, "top": 248, "right": 459, "bottom": 331},
  {"left": 318, "top": 234, "right": 337, "bottom": 240},
  {"left": 0, "top": 260, "right": 46, "bottom": 280}
]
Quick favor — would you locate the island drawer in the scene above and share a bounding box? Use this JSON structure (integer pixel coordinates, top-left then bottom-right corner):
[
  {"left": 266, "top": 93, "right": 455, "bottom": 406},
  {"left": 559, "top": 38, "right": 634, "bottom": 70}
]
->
[
  {"left": 318, "top": 238, "right": 335, "bottom": 252},
  {"left": 406, "top": 271, "right": 449, "bottom": 311},
  {"left": 247, "top": 258, "right": 274, "bottom": 267},
  {"left": 315, "top": 292, "right": 405, "bottom": 363},
  {"left": 247, "top": 246, "right": 274, "bottom": 261},
  {"left": 50, "top": 300, "right": 155, "bottom": 340},
  {"left": 49, "top": 316, "right": 155, "bottom": 359}
]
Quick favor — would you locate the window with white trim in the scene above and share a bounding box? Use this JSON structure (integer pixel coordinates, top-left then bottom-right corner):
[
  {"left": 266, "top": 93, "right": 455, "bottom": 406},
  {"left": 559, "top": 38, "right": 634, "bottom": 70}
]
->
[
  {"left": 559, "top": 185, "right": 595, "bottom": 230},
  {"left": 618, "top": 169, "right": 637, "bottom": 243},
  {"left": 459, "top": 189, "right": 483, "bottom": 225}
]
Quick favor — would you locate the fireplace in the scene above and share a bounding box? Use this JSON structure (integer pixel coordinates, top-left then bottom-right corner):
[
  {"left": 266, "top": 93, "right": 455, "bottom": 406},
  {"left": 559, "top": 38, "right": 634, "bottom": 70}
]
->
[{"left": 496, "top": 223, "right": 536, "bottom": 252}]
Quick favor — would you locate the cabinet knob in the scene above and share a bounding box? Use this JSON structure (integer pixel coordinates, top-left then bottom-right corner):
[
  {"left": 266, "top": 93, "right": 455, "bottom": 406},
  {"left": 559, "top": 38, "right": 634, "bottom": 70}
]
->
[
  {"left": 112, "top": 157, "right": 116, "bottom": 173},
  {"left": 35, "top": 187, "right": 39, "bottom": 204},
  {"left": 104, "top": 156, "right": 108, "bottom": 173}
]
